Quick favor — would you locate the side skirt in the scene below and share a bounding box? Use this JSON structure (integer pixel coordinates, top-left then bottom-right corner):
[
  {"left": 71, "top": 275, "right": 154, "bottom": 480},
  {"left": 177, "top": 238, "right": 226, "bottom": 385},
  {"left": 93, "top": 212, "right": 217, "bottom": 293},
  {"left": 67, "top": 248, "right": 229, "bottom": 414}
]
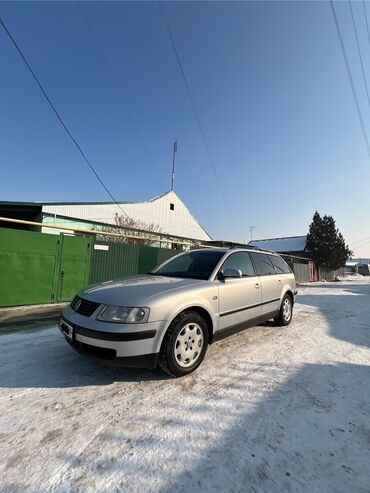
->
[{"left": 212, "top": 311, "right": 279, "bottom": 343}]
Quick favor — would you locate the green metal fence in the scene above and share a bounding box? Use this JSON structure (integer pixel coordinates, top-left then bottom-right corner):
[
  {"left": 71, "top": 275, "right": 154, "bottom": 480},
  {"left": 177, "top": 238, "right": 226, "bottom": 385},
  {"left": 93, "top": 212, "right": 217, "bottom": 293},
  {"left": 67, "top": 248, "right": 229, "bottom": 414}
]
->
[
  {"left": 0, "top": 226, "right": 341, "bottom": 307},
  {"left": 0, "top": 227, "right": 181, "bottom": 306},
  {"left": 0, "top": 228, "right": 91, "bottom": 307},
  {"left": 89, "top": 240, "right": 178, "bottom": 284}
]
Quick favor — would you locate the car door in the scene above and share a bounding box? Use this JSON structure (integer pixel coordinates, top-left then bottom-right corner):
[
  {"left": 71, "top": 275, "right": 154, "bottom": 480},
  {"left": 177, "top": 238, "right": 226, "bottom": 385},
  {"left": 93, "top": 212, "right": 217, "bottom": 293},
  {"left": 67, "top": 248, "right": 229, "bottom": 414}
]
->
[
  {"left": 249, "top": 252, "right": 281, "bottom": 316},
  {"left": 216, "top": 252, "right": 262, "bottom": 332}
]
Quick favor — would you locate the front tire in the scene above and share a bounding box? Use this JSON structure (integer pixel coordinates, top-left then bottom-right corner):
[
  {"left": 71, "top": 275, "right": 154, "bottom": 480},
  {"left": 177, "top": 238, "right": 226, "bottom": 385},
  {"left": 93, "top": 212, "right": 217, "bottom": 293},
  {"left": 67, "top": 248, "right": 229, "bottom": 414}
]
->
[
  {"left": 159, "top": 311, "right": 209, "bottom": 377},
  {"left": 274, "top": 294, "right": 293, "bottom": 326}
]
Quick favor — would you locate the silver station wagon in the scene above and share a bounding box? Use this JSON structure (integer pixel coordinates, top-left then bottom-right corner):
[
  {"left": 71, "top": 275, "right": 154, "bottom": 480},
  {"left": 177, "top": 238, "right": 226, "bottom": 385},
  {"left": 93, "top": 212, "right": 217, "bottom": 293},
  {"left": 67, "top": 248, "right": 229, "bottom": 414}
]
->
[{"left": 60, "top": 247, "right": 297, "bottom": 377}]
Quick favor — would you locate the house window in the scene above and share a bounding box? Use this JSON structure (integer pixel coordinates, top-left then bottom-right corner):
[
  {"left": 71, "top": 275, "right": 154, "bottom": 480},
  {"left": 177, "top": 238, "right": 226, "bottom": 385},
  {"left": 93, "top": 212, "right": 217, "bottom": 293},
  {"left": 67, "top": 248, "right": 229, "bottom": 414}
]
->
[{"left": 170, "top": 203, "right": 175, "bottom": 211}]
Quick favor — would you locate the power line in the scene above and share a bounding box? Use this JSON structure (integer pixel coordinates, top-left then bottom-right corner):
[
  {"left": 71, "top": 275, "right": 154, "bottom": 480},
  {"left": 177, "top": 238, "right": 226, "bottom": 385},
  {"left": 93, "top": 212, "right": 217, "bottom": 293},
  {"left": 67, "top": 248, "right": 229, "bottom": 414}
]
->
[
  {"left": 349, "top": 235, "right": 370, "bottom": 246},
  {"left": 77, "top": 3, "right": 158, "bottom": 175},
  {"left": 362, "top": 0, "right": 370, "bottom": 51},
  {"left": 158, "top": 1, "right": 225, "bottom": 201},
  {"left": 352, "top": 238, "right": 370, "bottom": 250},
  {"left": 349, "top": 0, "right": 370, "bottom": 111},
  {"left": 0, "top": 16, "right": 130, "bottom": 219},
  {"left": 329, "top": 0, "right": 370, "bottom": 158}
]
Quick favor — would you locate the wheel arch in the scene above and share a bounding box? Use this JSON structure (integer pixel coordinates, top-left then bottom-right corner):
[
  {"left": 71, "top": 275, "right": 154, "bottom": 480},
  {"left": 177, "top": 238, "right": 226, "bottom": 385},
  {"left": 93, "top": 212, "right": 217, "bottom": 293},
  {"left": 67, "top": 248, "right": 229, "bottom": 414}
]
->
[
  {"left": 166, "top": 306, "right": 214, "bottom": 345},
  {"left": 284, "top": 290, "right": 294, "bottom": 304}
]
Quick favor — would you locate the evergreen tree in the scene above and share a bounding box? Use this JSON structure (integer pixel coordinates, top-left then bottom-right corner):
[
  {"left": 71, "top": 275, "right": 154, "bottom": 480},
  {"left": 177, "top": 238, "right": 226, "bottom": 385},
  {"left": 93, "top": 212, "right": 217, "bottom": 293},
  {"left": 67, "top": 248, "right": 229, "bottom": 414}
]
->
[{"left": 306, "top": 212, "right": 352, "bottom": 269}]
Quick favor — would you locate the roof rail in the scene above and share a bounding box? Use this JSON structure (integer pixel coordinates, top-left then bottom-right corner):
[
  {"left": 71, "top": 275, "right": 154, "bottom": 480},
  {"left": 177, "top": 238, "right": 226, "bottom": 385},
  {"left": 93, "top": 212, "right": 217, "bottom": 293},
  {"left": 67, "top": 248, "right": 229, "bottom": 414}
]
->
[{"left": 229, "top": 245, "right": 276, "bottom": 254}]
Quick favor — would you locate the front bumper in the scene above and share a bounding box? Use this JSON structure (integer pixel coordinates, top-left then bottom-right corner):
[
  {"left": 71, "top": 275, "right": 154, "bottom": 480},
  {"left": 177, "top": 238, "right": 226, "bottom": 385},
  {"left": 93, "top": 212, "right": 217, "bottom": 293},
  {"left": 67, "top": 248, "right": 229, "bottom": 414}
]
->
[
  {"left": 59, "top": 309, "right": 167, "bottom": 368},
  {"left": 65, "top": 336, "right": 159, "bottom": 369}
]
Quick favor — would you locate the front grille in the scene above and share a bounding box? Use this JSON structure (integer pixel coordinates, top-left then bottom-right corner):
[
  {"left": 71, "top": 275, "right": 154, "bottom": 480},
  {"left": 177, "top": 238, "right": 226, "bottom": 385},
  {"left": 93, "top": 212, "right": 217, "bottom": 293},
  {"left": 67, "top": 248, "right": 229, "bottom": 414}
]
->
[{"left": 71, "top": 296, "right": 101, "bottom": 317}]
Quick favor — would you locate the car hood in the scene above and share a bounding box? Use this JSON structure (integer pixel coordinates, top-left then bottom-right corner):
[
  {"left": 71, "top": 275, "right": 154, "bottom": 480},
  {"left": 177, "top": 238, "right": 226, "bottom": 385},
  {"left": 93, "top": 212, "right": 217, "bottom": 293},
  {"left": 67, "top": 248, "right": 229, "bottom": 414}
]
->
[{"left": 79, "top": 274, "right": 205, "bottom": 306}]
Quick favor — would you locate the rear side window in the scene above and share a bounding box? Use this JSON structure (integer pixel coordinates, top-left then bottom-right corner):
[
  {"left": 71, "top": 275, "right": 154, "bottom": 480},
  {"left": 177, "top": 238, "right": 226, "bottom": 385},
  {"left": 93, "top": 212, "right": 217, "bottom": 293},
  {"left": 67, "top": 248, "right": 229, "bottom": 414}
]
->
[
  {"left": 220, "top": 252, "right": 255, "bottom": 277},
  {"left": 250, "top": 252, "right": 275, "bottom": 276},
  {"left": 269, "top": 255, "right": 291, "bottom": 274}
]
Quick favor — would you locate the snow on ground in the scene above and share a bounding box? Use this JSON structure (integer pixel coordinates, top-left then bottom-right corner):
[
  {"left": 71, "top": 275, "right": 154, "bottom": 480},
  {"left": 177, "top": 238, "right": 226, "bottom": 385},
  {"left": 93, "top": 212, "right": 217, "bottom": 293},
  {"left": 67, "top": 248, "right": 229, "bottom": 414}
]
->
[
  {"left": 1, "top": 280, "right": 370, "bottom": 492},
  {"left": 337, "top": 274, "right": 365, "bottom": 281}
]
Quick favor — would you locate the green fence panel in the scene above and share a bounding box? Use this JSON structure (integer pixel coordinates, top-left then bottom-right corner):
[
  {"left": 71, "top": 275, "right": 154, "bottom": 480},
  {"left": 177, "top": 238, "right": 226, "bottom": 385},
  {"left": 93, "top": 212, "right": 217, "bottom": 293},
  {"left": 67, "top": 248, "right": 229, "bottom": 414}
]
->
[
  {"left": 89, "top": 241, "right": 180, "bottom": 284},
  {"left": 89, "top": 242, "right": 140, "bottom": 284},
  {"left": 138, "top": 245, "right": 160, "bottom": 275},
  {"left": 156, "top": 248, "right": 178, "bottom": 266},
  {"left": 0, "top": 228, "right": 59, "bottom": 306}
]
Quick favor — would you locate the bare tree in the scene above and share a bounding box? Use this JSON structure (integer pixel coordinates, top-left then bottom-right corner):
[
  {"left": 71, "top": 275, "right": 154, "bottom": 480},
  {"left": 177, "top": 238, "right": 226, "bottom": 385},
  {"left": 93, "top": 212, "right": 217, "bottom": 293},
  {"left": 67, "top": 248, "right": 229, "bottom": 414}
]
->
[{"left": 94, "top": 213, "right": 163, "bottom": 246}]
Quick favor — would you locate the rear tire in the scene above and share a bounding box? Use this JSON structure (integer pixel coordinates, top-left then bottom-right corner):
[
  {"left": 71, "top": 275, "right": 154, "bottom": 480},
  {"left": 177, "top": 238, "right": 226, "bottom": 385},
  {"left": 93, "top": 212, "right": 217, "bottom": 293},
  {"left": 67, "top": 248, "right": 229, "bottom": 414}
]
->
[
  {"left": 274, "top": 294, "right": 293, "bottom": 326},
  {"left": 159, "top": 311, "right": 209, "bottom": 377}
]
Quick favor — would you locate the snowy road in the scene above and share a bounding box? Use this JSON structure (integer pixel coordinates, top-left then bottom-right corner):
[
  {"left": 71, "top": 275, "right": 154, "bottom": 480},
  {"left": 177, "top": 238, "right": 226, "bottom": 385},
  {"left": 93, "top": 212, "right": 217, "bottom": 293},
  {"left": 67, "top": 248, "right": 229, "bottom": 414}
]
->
[{"left": 1, "top": 281, "right": 370, "bottom": 492}]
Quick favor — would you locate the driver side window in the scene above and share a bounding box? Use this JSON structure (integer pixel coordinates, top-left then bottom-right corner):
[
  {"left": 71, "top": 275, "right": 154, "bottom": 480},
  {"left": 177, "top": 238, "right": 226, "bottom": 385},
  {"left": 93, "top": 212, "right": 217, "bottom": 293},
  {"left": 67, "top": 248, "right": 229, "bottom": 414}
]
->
[{"left": 221, "top": 252, "right": 256, "bottom": 277}]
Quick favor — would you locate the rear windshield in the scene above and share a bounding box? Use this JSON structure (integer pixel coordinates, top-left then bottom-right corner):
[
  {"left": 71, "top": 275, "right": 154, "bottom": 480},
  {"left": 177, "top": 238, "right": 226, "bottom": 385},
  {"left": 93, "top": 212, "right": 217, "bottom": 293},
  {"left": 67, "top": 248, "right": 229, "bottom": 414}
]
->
[{"left": 151, "top": 250, "right": 225, "bottom": 280}]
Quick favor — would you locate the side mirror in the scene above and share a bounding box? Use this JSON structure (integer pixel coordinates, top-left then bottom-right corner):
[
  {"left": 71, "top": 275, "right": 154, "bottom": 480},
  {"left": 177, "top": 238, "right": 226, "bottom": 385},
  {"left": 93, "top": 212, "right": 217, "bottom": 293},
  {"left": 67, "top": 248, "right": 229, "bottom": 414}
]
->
[{"left": 222, "top": 268, "right": 243, "bottom": 279}]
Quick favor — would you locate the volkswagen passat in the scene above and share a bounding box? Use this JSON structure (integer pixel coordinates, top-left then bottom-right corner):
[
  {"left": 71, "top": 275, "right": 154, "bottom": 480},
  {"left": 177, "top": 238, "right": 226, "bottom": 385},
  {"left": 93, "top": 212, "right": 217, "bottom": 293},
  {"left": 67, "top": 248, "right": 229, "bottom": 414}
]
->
[{"left": 60, "top": 248, "right": 297, "bottom": 377}]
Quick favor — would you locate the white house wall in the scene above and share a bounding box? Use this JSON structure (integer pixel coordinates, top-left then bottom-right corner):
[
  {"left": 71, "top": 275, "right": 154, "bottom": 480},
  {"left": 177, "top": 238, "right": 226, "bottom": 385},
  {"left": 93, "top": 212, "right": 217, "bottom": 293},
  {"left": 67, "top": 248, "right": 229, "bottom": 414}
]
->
[{"left": 42, "top": 191, "right": 211, "bottom": 241}]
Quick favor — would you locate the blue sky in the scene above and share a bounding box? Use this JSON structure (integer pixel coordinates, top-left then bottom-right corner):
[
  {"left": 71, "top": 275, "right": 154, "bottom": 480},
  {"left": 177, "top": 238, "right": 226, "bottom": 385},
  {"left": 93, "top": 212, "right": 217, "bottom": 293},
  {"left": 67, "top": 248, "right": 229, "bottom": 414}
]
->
[{"left": 1, "top": 1, "right": 370, "bottom": 255}]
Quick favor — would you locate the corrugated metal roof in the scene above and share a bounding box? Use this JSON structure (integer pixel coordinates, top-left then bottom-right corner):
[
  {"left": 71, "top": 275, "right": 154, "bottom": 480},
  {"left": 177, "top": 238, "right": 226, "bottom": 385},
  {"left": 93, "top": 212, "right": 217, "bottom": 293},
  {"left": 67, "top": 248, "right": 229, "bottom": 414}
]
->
[
  {"left": 248, "top": 236, "right": 307, "bottom": 253},
  {"left": 0, "top": 192, "right": 211, "bottom": 241},
  {"left": 38, "top": 191, "right": 175, "bottom": 206},
  {"left": 0, "top": 191, "right": 180, "bottom": 206},
  {"left": 0, "top": 200, "right": 42, "bottom": 206}
]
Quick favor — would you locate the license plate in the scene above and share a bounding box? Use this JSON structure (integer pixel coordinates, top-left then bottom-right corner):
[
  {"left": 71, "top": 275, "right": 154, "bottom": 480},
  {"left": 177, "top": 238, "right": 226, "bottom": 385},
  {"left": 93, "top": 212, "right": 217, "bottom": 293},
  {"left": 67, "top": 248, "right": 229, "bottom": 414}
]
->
[{"left": 59, "top": 319, "right": 74, "bottom": 341}]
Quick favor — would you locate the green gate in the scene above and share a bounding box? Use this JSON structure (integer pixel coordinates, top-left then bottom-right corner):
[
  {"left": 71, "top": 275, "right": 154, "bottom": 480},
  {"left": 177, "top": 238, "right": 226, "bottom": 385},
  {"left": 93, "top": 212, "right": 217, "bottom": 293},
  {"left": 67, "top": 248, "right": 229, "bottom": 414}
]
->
[
  {"left": 56, "top": 235, "right": 91, "bottom": 301},
  {"left": 0, "top": 228, "right": 91, "bottom": 307}
]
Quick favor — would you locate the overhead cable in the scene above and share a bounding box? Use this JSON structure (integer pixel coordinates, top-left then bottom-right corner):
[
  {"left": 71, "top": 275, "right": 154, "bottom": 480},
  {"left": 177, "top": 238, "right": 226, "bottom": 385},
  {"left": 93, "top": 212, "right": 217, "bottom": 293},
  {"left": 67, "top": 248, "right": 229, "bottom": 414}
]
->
[
  {"left": 0, "top": 16, "right": 130, "bottom": 218},
  {"left": 158, "top": 2, "right": 226, "bottom": 202},
  {"left": 329, "top": 1, "right": 370, "bottom": 159}
]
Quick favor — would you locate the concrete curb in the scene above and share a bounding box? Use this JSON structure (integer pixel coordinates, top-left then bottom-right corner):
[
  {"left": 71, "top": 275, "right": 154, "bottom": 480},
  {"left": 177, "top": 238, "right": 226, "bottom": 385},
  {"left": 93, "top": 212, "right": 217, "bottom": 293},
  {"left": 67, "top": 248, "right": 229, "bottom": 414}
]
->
[{"left": 0, "top": 302, "right": 69, "bottom": 328}]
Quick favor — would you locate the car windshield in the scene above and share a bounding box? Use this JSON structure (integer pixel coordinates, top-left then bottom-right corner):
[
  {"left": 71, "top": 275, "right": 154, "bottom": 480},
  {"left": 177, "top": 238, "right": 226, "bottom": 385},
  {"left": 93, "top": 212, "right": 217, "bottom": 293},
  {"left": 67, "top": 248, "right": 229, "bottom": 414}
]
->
[{"left": 150, "top": 250, "right": 225, "bottom": 280}]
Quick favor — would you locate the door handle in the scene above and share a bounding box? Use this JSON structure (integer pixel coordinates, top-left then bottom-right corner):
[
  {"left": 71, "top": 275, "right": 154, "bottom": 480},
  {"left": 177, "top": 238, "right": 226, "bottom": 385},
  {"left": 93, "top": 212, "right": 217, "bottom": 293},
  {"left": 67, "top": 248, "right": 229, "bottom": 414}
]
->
[
  {"left": 278, "top": 279, "right": 282, "bottom": 284},
  {"left": 61, "top": 270, "right": 65, "bottom": 278},
  {"left": 254, "top": 283, "right": 260, "bottom": 289}
]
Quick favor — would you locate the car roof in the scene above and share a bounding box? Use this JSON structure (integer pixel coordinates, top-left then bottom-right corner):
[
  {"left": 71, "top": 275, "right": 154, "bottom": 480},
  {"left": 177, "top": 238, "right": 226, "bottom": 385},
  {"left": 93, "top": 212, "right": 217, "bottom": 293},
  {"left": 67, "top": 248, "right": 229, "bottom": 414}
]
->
[{"left": 192, "top": 247, "right": 279, "bottom": 256}]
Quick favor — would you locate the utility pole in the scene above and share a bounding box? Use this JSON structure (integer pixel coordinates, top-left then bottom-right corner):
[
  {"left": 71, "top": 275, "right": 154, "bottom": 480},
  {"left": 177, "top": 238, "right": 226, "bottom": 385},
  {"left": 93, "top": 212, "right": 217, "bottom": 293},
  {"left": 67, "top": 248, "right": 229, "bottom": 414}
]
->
[
  {"left": 250, "top": 226, "right": 256, "bottom": 241},
  {"left": 171, "top": 140, "right": 178, "bottom": 191}
]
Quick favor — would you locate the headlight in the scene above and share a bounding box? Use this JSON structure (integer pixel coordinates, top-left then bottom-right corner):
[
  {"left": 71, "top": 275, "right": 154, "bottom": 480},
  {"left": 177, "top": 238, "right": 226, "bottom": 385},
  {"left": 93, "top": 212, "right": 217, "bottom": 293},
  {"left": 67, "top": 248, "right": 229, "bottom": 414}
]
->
[{"left": 97, "top": 305, "right": 150, "bottom": 324}]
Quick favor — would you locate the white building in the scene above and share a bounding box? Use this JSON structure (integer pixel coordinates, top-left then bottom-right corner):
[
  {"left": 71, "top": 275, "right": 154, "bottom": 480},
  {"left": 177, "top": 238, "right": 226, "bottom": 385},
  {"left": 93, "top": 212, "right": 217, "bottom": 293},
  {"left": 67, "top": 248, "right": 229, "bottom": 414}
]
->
[{"left": 41, "top": 191, "right": 211, "bottom": 242}]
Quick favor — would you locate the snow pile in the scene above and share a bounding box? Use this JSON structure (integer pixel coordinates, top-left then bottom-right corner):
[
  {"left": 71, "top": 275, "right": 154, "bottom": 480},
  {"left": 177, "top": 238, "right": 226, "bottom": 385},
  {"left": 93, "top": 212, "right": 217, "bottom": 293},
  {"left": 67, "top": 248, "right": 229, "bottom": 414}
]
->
[{"left": 337, "top": 274, "right": 364, "bottom": 281}]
